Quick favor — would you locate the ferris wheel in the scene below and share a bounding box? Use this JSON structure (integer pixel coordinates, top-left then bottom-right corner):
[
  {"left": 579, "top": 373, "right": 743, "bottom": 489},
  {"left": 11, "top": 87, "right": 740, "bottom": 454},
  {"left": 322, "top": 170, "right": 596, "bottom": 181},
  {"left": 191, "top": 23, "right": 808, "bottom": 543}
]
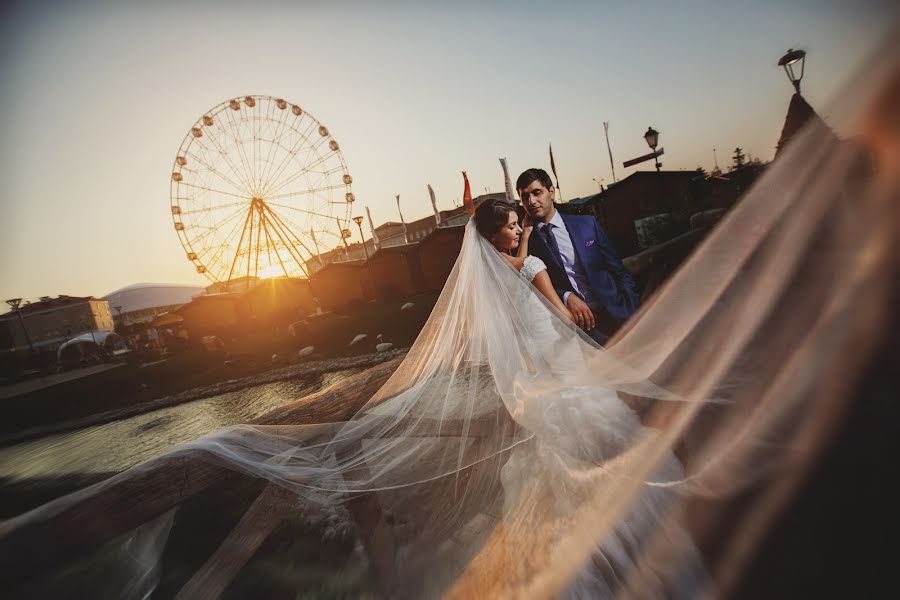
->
[{"left": 169, "top": 95, "right": 355, "bottom": 282}]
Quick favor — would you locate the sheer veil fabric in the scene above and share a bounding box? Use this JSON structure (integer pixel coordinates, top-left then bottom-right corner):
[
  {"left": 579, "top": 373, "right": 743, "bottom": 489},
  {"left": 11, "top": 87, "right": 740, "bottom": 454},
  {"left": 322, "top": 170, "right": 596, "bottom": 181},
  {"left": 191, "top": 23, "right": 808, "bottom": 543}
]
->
[{"left": 4, "top": 34, "right": 900, "bottom": 599}]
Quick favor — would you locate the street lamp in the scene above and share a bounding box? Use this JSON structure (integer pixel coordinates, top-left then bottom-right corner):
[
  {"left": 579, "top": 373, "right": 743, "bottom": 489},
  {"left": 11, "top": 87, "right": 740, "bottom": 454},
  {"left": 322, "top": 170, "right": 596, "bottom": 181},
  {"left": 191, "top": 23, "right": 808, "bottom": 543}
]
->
[
  {"left": 115, "top": 305, "right": 124, "bottom": 331},
  {"left": 592, "top": 178, "right": 604, "bottom": 193},
  {"left": 778, "top": 48, "right": 806, "bottom": 94},
  {"left": 352, "top": 216, "right": 369, "bottom": 261},
  {"left": 644, "top": 127, "right": 661, "bottom": 171},
  {"left": 5, "top": 298, "right": 34, "bottom": 351}
]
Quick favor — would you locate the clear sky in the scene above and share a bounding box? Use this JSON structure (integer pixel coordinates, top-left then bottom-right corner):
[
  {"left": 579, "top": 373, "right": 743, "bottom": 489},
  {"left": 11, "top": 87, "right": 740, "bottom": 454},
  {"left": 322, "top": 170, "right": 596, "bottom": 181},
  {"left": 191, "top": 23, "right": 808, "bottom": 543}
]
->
[{"left": 1, "top": 0, "right": 896, "bottom": 302}]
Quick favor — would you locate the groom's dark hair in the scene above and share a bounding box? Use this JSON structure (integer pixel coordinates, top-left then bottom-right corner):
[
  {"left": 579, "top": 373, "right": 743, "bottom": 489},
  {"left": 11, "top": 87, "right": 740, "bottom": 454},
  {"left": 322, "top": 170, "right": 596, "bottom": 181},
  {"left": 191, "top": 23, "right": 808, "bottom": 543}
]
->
[{"left": 516, "top": 168, "right": 553, "bottom": 193}]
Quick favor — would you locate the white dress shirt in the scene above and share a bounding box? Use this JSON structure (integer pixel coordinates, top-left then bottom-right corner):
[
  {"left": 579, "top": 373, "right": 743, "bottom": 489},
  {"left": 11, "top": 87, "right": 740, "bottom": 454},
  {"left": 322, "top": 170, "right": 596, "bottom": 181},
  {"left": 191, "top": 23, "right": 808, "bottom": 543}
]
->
[{"left": 537, "top": 210, "right": 594, "bottom": 306}]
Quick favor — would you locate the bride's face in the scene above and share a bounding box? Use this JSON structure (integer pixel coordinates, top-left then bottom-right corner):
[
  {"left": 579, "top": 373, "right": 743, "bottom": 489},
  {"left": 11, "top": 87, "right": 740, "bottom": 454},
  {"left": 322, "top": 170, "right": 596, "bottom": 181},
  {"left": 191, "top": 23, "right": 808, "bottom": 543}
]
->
[{"left": 492, "top": 211, "right": 523, "bottom": 251}]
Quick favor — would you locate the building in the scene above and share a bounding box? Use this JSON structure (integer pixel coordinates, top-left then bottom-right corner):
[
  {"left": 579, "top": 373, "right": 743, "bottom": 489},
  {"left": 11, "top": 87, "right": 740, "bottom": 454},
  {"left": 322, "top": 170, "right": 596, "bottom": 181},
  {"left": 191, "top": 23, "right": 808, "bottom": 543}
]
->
[
  {"left": 418, "top": 225, "right": 466, "bottom": 292},
  {"left": 302, "top": 202, "right": 473, "bottom": 275},
  {"left": 175, "top": 294, "right": 250, "bottom": 339},
  {"left": 365, "top": 244, "right": 426, "bottom": 301},
  {"left": 373, "top": 222, "right": 408, "bottom": 248},
  {"left": 566, "top": 168, "right": 767, "bottom": 259},
  {"left": 0, "top": 295, "right": 114, "bottom": 352},
  {"left": 205, "top": 276, "right": 261, "bottom": 294},
  {"left": 405, "top": 216, "right": 435, "bottom": 243},
  {"left": 565, "top": 171, "right": 704, "bottom": 257},
  {"left": 472, "top": 192, "right": 510, "bottom": 207},
  {"left": 242, "top": 277, "right": 317, "bottom": 326},
  {"left": 305, "top": 246, "right": 347, "bottom": 276},
  {"left": 438, "top": 206, "right": 472, "bottom": 228},
  {"left": 775, "top": 91, "right": 834, "bottom": 156},
  {"left": 103, "top": 283, "right": 204, "bottom": 328},
  {"left": 309, "top": 260, "right": 373, "bottom": 310}
]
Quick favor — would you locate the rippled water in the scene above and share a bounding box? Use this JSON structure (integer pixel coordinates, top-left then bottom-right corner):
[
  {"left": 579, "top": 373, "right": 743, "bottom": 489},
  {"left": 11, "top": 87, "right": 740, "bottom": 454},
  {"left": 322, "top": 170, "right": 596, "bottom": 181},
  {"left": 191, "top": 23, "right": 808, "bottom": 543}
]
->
[{"left": 0, "top": 369, "right": 361, "bottom": 481}]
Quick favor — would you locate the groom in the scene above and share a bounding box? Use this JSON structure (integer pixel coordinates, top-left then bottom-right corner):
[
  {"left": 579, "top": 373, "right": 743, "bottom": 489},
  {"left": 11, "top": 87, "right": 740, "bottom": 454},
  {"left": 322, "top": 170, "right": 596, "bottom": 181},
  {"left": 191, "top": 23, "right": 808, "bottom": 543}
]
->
[{"left": 517, "top": 168, "right": 639, "bottom": 344}]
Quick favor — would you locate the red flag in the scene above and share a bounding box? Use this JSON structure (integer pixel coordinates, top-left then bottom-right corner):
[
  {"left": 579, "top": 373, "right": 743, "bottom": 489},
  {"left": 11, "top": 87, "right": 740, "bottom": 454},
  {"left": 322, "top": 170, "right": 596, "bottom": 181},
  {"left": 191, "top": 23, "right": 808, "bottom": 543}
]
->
[
  {"left": 549, "top": 143, "right": 560, "bottom": 190},
  {"left": 462, "top": 171, "right": 474, "bottom": 215}
]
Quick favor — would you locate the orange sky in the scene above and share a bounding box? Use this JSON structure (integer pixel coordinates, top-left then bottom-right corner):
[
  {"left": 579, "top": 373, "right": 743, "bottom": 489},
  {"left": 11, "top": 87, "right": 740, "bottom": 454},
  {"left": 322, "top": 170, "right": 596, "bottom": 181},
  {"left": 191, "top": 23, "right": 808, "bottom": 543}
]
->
[{"left": 1, "top": 0, "right": 896, "bottom": 302}]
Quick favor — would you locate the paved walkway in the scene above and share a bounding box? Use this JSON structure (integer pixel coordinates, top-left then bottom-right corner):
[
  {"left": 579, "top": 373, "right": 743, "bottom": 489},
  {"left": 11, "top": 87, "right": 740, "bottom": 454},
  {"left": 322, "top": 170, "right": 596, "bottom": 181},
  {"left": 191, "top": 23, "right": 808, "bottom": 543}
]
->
[{"left": 0, "top": 363, "right": 124, "bottom": 400}]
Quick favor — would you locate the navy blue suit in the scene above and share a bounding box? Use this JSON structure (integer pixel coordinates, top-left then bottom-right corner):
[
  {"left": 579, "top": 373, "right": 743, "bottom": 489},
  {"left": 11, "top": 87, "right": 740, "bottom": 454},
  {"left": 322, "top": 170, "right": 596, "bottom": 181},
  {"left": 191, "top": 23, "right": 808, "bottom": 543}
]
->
[{"left": 528, "top": 210, "right": 638, "bottom": 342}]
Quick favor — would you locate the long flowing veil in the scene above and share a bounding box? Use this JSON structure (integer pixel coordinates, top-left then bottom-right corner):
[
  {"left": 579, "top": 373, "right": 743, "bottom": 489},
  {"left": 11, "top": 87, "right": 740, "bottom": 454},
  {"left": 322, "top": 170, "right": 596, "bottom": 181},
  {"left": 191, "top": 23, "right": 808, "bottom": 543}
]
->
[{"left": 2, "top": 35, "right": 899, "bottom": 599}]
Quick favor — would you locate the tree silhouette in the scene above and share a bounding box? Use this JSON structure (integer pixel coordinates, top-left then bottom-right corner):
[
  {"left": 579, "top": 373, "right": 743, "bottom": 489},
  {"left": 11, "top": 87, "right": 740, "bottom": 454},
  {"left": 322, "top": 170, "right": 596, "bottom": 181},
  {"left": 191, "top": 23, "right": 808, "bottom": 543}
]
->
[{"left": 732, "top": 147, "right": 746, "bottom": 170}]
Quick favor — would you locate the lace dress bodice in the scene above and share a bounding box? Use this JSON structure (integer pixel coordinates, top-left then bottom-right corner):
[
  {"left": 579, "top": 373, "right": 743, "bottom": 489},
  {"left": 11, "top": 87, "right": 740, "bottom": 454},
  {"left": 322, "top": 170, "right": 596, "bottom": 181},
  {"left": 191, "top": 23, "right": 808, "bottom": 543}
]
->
[{"left": 520, "top": 255, "right": 547, "bottom": 283}]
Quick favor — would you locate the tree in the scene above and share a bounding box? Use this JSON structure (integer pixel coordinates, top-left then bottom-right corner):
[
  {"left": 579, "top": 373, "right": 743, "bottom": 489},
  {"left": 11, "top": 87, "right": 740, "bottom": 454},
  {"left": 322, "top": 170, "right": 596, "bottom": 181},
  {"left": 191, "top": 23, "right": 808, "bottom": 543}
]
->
[{"left": 732, "top": 147, "right": 746, "bottom": 170}]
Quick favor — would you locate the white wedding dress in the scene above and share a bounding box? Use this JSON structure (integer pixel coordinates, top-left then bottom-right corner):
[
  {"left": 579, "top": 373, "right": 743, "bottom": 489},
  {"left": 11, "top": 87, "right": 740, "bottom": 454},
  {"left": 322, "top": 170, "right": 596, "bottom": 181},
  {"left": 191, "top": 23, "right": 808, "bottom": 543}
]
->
[
  {"left": 499, "top": 255, "right": 708, "bottom": 599},
  {"left": 4, "top": 48, "right": 899, "bottom": 597}
]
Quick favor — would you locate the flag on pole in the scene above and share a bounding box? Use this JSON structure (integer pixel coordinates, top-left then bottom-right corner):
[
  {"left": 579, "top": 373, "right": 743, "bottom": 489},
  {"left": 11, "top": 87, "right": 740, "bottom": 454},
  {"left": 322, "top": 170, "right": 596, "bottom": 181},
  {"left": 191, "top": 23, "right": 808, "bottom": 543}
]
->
[
  {"left": 603, "top": 122, "right": 617, "bottom": 183},
  {"left": 310, "top": 228, "right": 324, "bottom": 267},
  {"left": 427, "top": 184, "right": 441, "bottom": 225},
  {"left": 549, "top": 143, "right": 560, "bottom": 190},
  {"left": 499, "top": 158, "right": 515, "bottom": 203},
  {"left": 396, "top": 194, "right": 409, "bottom": 243},
  {"left": 549, "top": 143, "right": 562, "bottom": 202},
  {"left": 462, "top": 171, "right": 474, "bottom": 215},
  {"left": 366, "top": 206, "right": 379, "bottom": 249}
]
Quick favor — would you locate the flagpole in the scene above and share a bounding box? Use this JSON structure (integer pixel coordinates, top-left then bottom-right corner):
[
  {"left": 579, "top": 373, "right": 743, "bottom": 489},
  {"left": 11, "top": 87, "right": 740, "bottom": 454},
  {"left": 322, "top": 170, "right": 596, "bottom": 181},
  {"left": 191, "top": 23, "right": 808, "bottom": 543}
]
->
[
  {"left": 603, "top": 122, "right": 617, "bottom": 183},
  {"left": 396, "top": 194, "right": 408, "bottom": 243},
  {"left": 428, "top": 184, "right": 441, "bottom": 226},
  {"left": 499, "top": 158, "right": 516, "bottom": 203},
  {"left": 310, "top": 228, "right": 324, "bottom": 268},
  {"left": 366, "top": 206, "right": 380, "bottom": 251},
  {"left": 549, "top": 143, "right": 563, "bottom": 203}
]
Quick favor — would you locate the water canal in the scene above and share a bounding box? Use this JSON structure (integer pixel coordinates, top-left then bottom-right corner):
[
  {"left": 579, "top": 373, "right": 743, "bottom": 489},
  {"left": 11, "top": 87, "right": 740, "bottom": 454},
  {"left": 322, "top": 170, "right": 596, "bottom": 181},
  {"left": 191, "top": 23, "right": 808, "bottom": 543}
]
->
[{"left": 0, "top": 369, "right": 363, "bottom": 482}]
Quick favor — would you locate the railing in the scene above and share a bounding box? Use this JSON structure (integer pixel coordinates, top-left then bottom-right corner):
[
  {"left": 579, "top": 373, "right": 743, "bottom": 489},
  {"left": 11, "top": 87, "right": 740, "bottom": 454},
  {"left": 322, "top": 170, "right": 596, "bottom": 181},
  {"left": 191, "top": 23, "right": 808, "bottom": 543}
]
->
[{"left": 623, "top": 226, "right": 713, "bottom": 300}]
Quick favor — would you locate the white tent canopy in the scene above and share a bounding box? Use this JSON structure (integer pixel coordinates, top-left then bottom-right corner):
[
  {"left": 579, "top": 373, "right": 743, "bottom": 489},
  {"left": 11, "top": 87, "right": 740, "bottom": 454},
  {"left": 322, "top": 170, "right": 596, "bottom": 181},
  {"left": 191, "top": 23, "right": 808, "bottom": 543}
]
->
[{"left": 57, "top": 330, "right": 127, "bottom": 360}]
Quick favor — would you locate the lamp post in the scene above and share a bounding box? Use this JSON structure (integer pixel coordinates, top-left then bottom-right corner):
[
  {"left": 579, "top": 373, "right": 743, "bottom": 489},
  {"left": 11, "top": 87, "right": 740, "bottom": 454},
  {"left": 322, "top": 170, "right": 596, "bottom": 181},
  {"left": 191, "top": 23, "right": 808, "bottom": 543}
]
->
[
  {"left": 115, "top": 305, "right": 124, "bottom": 332},
  {"left": 352, "top": 216, "right": 369, "bottom": 261},
  {"left": 5, "top": 298, "right": 34, "bottom": 352},
  {"left": 644, "top": 127, "right": 661, "bottom": 172},
  {"left": 592, "top": 178, "right": 604, "bottom": 193},
  {"left": 778, "top": 48, "right": 806, "bottom": 94}
]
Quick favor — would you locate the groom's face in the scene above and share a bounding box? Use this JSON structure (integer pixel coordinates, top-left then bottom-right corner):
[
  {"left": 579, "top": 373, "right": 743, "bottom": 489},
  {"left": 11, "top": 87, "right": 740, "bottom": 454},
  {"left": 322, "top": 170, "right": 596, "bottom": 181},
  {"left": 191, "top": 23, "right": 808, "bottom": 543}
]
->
[{"left": 520, "top": 181, "right": 555, "bottom": 223}]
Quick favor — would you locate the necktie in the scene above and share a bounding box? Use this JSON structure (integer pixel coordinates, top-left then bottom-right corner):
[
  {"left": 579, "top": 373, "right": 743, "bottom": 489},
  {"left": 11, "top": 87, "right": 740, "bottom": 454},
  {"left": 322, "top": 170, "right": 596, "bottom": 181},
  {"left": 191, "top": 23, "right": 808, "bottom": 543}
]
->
[{"left": 541, "top": 223, "right": 565, "bottom": 268}]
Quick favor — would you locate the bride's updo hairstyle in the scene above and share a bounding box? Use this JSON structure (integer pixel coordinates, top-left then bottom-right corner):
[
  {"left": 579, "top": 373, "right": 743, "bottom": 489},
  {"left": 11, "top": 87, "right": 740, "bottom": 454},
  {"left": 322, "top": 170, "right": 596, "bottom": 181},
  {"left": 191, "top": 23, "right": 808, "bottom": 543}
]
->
[{"left": 474, "top": 198, "right": 518, "bottom": 241}]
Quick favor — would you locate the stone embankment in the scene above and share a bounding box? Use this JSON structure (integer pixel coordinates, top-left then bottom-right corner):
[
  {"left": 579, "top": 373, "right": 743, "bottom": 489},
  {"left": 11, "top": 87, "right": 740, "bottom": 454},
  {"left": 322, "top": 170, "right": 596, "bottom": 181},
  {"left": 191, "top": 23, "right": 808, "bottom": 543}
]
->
[{"left": 1, "top": 349, "right": 407, "bottom": 447}]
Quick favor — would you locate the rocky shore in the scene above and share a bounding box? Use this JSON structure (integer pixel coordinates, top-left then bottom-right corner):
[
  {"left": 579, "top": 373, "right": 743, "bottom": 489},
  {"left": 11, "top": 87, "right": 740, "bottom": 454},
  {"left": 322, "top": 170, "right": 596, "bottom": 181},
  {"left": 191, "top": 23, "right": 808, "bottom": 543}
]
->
[{"left": 1, "top": 348, "right": 407, "bottom": 447}]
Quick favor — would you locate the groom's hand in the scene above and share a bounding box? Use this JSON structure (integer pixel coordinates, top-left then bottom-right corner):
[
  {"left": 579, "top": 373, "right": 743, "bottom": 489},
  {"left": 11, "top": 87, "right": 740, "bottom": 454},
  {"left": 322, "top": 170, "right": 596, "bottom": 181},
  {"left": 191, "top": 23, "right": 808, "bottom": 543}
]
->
[{"left": 565, "top": 295, "right": 596, "bottom": 331}]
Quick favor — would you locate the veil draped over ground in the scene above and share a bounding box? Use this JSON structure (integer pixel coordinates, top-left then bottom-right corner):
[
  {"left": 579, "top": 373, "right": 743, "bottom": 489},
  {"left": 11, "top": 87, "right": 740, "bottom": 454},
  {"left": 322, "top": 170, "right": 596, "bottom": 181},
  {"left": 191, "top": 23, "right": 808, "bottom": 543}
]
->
[{"left": 3, "top": 36, "right": 899, "bottom": 599}]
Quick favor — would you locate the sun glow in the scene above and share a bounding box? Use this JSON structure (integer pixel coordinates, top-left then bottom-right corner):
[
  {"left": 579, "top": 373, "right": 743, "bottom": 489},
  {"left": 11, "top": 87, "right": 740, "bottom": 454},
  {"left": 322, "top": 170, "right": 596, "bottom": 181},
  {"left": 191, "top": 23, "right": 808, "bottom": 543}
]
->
[{"left": 258, "top": 264, "right": 288, "bottom": 279}]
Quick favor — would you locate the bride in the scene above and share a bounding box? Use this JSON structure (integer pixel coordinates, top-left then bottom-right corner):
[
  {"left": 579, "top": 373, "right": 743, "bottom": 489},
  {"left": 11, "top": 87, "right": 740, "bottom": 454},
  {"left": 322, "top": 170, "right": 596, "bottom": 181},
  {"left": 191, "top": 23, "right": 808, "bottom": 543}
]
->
[
  {"left": 3, "top": 44, "right": 899, "bottom": 599},
  {"left": 465, "top": 197, "right": 708, "bottom": 599},
  {"left": 472, "top": 196, "right": 574, "bottom": 321}
]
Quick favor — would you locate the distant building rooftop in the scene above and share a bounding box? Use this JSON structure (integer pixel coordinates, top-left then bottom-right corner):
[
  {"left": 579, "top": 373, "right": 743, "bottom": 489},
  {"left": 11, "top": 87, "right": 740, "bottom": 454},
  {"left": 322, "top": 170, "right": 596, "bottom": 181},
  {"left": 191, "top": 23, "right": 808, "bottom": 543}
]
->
[{"left": 2, "top": 295, "right": 96, "bottom": 318}]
